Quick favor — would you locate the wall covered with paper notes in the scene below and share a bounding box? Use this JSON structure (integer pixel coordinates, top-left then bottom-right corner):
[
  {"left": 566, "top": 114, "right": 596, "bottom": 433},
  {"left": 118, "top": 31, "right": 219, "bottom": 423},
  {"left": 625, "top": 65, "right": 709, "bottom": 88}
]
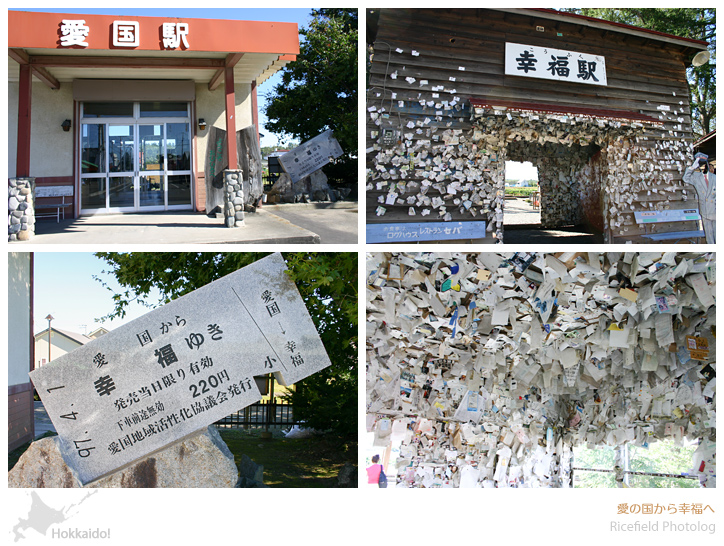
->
[
  {"left": 366, "top": 252, "right": 715, "bottom": 488},
  {"left": 366, "top": 9, "right": 709, "bottom": 243}
]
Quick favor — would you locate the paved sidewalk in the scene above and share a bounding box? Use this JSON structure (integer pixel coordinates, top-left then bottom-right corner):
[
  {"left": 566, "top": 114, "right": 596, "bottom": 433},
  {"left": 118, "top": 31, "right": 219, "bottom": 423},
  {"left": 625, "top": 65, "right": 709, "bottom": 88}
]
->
[
  {"left": 504, "top": 196, "right": 541, "bottom": 225},
  {"left": 263, "top": 202, "right": 358, "bottom": 244},
  {"left": 34, "top": 401, "right": 56, "bottom": 438},
  {"left": 14, "top": 209, "right": 323, "bottom": 245}
]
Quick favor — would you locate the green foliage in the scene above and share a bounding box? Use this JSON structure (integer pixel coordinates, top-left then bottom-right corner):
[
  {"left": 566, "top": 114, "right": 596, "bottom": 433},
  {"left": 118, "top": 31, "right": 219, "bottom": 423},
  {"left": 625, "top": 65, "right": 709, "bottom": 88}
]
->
[
  {"left": 504, "top": 186, "right": 539, "bottom": 197},
  {"left": 573, "top": 440, "right": 698, "bottom": 488},
  {"left": 264, "top": 9, "right": 358, "bottom": 186},
  {"left": 568, "top": 8, "right": 716, "bottom": 137},
  {"left": 573, "top": 445, "right": 617, "bottom": 488},
  {"left": 94, "top": 252, "right": 358, "bottom": 439}
]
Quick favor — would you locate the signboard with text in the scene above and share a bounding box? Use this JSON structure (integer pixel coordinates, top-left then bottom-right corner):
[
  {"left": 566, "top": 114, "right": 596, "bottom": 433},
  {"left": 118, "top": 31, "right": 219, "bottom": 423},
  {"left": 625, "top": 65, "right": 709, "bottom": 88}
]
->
[
  {"left": 29, "top": 253, "right": 332, "bottom": 484},
  {"left": 278, "top": 130, "right": 344, "bottom": 183},
  {"left": 367, "top": 220, "right": 487, "bottom": 243},
  {"left": 505, "top": 42, "right": 607, "bottom": 86}
]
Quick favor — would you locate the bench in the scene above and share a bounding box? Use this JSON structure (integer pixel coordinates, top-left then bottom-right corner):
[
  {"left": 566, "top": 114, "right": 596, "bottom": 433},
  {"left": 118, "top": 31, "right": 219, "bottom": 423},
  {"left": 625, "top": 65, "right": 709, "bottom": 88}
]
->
[
  {"left": 35, "top": 186, "right": 73, "bottom": 222},
  {"left": 633, "top": 209, "right": 705, "bottom": 243}
]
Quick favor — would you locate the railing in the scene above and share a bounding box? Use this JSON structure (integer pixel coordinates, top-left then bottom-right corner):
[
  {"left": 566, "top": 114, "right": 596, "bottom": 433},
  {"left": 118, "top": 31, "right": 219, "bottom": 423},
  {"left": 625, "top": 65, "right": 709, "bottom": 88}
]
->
[
  {"left": 215, "top": 399, "right": 298, "bottom": 429},
  {"left": 262, "top": 174, "right": 279, "bottom": 192}
]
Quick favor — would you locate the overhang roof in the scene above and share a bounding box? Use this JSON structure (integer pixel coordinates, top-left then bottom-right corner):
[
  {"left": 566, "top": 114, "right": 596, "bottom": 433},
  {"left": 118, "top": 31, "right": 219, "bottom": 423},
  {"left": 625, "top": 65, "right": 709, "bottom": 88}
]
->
[{"left": 8, "top": 11, "right": 299, "bottom": 89}]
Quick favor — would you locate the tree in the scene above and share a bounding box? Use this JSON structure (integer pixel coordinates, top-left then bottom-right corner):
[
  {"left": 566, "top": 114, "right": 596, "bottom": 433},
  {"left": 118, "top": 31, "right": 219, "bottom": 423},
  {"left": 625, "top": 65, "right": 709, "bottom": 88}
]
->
[
  {"left": 264, "top": 9, "right": 358, "bottom": 186},
  {"left": 564, "top": 8, "right": 716, "bottom": 138},
  {"left": 573, "top": 440, "right": 698, "bottom": 488},
  {"left": 93, "top": 252, "right": 358, "bottom": 439}
]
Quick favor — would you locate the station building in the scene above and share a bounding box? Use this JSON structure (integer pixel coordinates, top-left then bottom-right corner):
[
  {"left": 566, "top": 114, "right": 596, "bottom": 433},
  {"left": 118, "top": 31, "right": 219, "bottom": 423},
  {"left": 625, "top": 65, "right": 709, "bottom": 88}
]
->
[{"left": 8, "top": 10, "right": 298, "bottom": 223}]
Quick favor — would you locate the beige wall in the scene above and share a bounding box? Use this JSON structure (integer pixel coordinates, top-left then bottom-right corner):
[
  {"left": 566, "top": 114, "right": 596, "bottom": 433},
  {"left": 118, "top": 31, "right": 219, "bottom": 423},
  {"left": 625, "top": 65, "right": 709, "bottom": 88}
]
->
[
  {"left": 34, "top": 334, "right": 83, "bottom": 369},
  {"left": 195, "top": 82, "right": 253, "bottom": 170},
  {"left": 7, "top": 80, "right": 75, "bottom": 179},
  {"left": 10, "top": 79, "right": 255, "bottom": 180}
]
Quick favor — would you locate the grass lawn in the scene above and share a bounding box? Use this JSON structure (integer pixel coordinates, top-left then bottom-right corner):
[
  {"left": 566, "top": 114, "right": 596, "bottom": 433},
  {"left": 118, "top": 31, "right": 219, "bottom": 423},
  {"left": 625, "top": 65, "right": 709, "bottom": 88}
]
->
[
  {"left": 218, "top": 428, "right": 356, "bottom": 488},
  {"left": 9, "top": 428, "right": 357, "bottom": 488}
]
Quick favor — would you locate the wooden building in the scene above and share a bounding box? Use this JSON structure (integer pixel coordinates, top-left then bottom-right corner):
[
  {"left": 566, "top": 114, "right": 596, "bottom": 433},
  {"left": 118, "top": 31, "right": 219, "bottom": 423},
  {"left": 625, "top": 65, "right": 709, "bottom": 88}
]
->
[{"left": 366, "top": 8, "right": 710, "bottom": 243}]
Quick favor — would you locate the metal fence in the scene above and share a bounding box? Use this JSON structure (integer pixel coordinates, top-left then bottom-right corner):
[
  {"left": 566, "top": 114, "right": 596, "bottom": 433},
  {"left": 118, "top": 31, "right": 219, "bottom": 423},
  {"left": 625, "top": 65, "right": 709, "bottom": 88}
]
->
[
  {"left": 215, "top": 399, "right": 298, "bottom": 430},
  {"left": 262, "top": 174, "right": 279, "bottom": 192}
]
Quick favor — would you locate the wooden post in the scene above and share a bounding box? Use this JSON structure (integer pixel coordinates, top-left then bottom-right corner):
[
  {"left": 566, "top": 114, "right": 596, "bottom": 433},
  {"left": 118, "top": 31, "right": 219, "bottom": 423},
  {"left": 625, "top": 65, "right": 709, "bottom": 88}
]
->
[
  {"left": 251, "top": 79, "right": 259, "bottom": 145},
  {"left": 16, "top": 63, "right": 32, "bottom": 177},
  {"left": 224, "top": 66, "right": 238, "bottom": 170}
]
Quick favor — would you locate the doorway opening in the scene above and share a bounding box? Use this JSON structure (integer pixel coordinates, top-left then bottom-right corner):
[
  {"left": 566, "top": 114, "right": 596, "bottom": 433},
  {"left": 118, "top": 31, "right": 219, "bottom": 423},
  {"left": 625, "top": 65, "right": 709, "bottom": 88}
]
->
[
  {"left": 502, "top": 139, "right": 604, "bottom": 243},
  {"left": 504, "top": 161, "right": 540, "bottom": 227},
  {"left": 79, "top": 101, "right": 193, "bottom": 215}
]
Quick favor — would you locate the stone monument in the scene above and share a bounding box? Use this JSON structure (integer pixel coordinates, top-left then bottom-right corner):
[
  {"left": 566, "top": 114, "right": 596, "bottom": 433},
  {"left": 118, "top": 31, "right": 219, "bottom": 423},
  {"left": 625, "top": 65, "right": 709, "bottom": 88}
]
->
[
  {"left": 25, "top": 253, "right": 333, "bottom": 486},
  {"left": 277, "top": 130, "right": 343, "bottom": 184}
]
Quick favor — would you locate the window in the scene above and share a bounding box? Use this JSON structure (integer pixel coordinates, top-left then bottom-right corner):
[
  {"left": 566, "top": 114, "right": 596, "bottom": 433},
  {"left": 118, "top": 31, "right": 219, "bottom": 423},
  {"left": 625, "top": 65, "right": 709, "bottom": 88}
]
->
[
  {"left": 139, "top": 102, "right": 188, "bottom": 118},
  {"left": 83, "top": 102, "right": 133, "bottom": 118}
]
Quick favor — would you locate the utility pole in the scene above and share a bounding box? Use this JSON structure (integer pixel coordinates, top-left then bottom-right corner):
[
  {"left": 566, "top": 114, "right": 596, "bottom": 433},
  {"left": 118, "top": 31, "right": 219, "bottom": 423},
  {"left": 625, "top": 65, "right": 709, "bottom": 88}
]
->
[{"left": 45, "top": 314, "right": 54, "bottom": 365}]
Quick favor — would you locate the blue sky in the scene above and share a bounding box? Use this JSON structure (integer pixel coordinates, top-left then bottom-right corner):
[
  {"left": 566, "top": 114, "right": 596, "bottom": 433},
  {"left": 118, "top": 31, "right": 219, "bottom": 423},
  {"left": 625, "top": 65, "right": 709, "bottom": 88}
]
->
[
  {"left": 13, "top": 8, "right": 314, "bottom": 148},
  {"left": 33, "top": 253, "right": 162, "bottom": 335}
]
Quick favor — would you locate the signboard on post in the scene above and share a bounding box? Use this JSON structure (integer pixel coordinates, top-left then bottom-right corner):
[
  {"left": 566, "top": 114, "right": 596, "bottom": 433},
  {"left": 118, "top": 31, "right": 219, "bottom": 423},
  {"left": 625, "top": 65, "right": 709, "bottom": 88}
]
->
[
  {"left": 505, "top": 42, "right": 607, "bottom": 86},
  {"left": 29, "top": 253, "right": 332, "bottom": 485},
  {"left": 367, "top": 220, "right": 487, "bottom": 243},
  {"left": 278, "top": 130, "right": 344, "bottom": 183}
]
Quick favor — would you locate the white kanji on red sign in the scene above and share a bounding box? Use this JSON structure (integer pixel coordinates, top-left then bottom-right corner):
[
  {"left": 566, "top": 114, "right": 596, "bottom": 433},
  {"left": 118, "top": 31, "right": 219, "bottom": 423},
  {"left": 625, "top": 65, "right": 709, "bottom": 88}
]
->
[
  {"left": 162, "top": 22, "right": 190, "bottom": 50},
  {"left": 113, "top": 21, "right": 140, "bottom": 48},
  {"left": 60, "top": 20, "right": 90, "bottom": 48}
]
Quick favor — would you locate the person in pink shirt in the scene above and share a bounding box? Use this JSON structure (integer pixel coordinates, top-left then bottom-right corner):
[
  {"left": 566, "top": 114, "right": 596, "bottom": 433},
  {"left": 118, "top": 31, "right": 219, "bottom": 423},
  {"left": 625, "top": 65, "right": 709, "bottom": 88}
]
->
[{"left": 367, "top": 454, "right": 386, "bottom": 486}]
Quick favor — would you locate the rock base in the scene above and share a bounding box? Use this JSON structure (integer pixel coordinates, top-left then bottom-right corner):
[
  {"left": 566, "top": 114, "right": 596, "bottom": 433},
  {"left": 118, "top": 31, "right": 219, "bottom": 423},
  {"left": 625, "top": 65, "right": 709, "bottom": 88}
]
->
[{"left": 8, "top": 427, "right": 240, "bottom": 488}]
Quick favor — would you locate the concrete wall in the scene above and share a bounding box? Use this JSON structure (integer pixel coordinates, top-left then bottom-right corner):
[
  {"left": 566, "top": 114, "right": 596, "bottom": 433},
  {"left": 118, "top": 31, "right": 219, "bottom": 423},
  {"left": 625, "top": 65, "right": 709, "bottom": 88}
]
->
[
  {"left": 8, "top": 83, "right": 18, "bottom": 178},
  {"left": 7, "top": 81, "right": 75, "bottom": 179},
  {"left": 8, "top": 253, "right": 32, "bottom": 385},
  {"left": 8, "top": 252, "right": 34, "bottom": 451},
  {"left": 195, "top": 82, "right": 253, "bottom": 171},
  {"left": 9, "top": 78, "right": 255, "bottom": 188}
]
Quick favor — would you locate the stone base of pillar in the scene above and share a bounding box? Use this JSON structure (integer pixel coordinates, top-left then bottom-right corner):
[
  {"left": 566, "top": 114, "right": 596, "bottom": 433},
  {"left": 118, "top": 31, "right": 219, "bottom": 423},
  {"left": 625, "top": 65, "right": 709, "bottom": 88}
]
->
[
  {"left": 223, "top": 170, "right": 245, "bottom": 227},
  {"left": 8, "top": 177, "right": 35, "bottom": 241}
]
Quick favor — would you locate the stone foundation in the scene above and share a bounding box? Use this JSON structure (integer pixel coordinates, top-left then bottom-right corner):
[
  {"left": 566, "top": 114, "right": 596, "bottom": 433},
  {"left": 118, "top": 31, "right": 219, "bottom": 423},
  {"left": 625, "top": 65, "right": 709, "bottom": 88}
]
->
[
  {"left": 223, "top": 169, "right": 245, "bottom": 227},
  {"left": 8, "top": 177, "right": 35, "bottom": 241}
]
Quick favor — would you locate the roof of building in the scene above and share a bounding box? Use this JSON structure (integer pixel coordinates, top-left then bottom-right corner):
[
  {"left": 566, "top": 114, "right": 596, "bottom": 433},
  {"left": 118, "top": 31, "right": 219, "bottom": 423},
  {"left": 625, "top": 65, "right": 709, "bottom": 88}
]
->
[
  {"left": 35, "top": 327, "right": 93, "bottom": 346},
  {"left": 523, "top": 8, "right": 708, "bottom": 49},
  {"left": 87, "top": 327, "right": 110, "bottom": 339},
  {"left": 368, "top": 8, "right": 709, "bottom": 53},
  {"left": 8, "top": 10, "right": 300, "bottom": 88}
]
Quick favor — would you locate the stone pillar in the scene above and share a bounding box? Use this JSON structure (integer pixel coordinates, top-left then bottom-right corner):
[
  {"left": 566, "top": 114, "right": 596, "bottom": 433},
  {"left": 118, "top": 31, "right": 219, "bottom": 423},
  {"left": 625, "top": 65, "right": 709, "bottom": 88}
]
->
[
  {"left": 224, "top": 169, "right": 245, "bottom": 227},
  {"left": 8, "top": 177, "right": 35, "bottom": 241}
]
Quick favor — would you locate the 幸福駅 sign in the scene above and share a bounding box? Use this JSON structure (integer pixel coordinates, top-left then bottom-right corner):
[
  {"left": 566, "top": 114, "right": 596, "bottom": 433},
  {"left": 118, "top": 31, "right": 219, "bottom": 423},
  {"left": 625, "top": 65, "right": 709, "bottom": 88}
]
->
[
  {"left": 505, "top": 42, "right": 607, "bottom": 86},
  {"left": 29, "top": 253, "right": 332, "bottom": 484}
]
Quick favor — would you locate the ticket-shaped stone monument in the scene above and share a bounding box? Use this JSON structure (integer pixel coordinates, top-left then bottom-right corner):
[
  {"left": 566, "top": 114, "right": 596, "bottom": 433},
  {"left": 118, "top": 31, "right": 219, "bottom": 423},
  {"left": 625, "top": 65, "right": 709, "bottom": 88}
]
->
[
  {"left": 29, "top": 253, "right": 333, "bottom": 485},
  {"left": 278, "top": 129, "right": 344, "bottom": 183}
]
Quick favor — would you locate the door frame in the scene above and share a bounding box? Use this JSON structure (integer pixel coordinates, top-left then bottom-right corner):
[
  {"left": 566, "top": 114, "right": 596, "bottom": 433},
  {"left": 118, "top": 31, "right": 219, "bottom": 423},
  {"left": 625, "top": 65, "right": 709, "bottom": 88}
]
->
[{"left": 78, "top": 102, "right": 194, "bottom": 215}]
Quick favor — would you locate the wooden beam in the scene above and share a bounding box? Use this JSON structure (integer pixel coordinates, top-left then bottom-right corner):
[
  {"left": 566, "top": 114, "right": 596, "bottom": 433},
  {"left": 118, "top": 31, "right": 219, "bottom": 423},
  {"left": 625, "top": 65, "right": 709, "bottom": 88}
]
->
[
  {"left": 9, "top": 48, "right": 60, "bottom": 89},
  {"left": 30, "top": 65, "right": 60, "bottom": 90},
  {"left": 9, "top": 48, "right": 30, "bottom": 64},
  {"left": 30, "top": 55, "right": 224, "bottom": 70},
  {"left": 209, "top": 52, "right": 244, "bottom": 92}
]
